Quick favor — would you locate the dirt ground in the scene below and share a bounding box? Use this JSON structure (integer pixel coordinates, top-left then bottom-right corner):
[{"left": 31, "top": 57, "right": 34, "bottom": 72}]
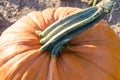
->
[{"left": 0, "top": 0, "right": 120, "bottom": 37}]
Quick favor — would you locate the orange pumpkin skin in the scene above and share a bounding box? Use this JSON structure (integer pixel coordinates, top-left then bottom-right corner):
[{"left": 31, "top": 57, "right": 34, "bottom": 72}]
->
[{"left": 0, "top": 7, "right": 120, "bottom": 80}]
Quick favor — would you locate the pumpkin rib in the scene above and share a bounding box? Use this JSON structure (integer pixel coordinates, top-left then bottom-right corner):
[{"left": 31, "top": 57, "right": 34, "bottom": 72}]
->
[
  {"left": 60, "top": 52, "right": 88, "bottom": 80},
  {"left": 57, "top": 55, "right": 70, "bottom": 80},
  {"left": 19, "top": 15, "right": 39, "bottom": 30},
  {"left": 41, "top": 8, "right": 56, "bottom": 29},
  {"left": 0, "top": 36, "right": 40, "bottom": 46},
  {"left": 104, "top": 43, "right": 120, "bottom": 63},
  {"left": 47, "top": 58, "right": 60, "bottom": 80},
  {"left": 53, "top": 7, "right": 80, "bottom": 21},
  {"left": 0, "top": 20, "right": 39, "bottom": 45},
  {"left": 54, "top": 7, "right": 70, "bottom": 21},
  {"left": 0, "top": 40, "right": 40, "bottom": 66},
  {"left": 66, "top": 46, "right": 120, "bottom": 79},
  {"left": 0, "top": 49, "right": 40, "bottom": 80},
  {"left": 35, "top": 53, "right": 50, "bottom": 80},
  {"left": 27, "top": 11, "right": 47, "bottom": 31},
  {"left": 77, "top": 53, "right": 116, "bottom": 79},
  {"left": 61, "top": 50, "right": 116, "bottom": 80},
  {"left": 70, "top": 37, "right": 120, "bottom": 63},
  {"left": 58, "top": 50, "right": 89, "bottom": 80},
  {"left": 8, "top": 53, "right": 40, "bottom": 80},
  {"left": 0, "top": 47, "right": 40, "bottom": 67},
  {"left": 21, "top": 52, "right": 49, "bottom": 80},
  {"left": 69, "top": 39, "right": 120, "bottom": 61}
]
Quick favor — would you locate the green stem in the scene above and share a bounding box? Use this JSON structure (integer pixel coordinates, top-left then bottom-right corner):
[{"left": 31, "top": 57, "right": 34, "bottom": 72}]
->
[
  {"left": 40, "top": 7, "right": 97, "bottom": 44},
  {"left": 40, "top": 7, "right": 103, "bottom": 52},
  {"left": 39, "top": 7, "right": 97, "bottom": 38},
  {"left": 38, "top": 0, "right": 114, "bottom": 58},
  {"left": 92, "top": 0, "right": 98, "bottom": 6},
  {"left": 51, "top": 15, "right": 103, "bottom": 58}
]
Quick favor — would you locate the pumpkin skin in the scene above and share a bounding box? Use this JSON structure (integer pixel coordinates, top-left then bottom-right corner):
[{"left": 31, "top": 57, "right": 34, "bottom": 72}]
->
[{"left": 0, "top": 7, "right": 120, "bottom": 80}]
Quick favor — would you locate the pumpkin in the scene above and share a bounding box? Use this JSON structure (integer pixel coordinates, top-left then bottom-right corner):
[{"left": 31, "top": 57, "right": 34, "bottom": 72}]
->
[{"left": 0, "top": 4, "right": 120, "bottom": 80}]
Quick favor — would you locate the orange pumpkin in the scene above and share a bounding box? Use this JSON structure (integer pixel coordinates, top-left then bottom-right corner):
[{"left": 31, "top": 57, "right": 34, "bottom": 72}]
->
[{"left": 0, "top": 7, "right": 120, "bottom": 80}]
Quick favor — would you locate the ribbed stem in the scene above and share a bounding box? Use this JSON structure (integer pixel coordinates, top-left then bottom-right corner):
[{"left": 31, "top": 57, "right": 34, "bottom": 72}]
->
[
  {"left": 40, "top": 7, "right": 103, "bottom": 52},
  {"left": 38, "top": 7, "right": 97, "bottom": 38},
  {"left": 40, "top": 7, "right": 97, "bottom": 44},
  {"left": 51, "top": 15, "right": 104, "bottom": 58},
  {"left": 38, "top": 0, "right": 113, "bottom": 58},
  {"left": 93, "top": 0, "right": 98, "bottom": 6}
]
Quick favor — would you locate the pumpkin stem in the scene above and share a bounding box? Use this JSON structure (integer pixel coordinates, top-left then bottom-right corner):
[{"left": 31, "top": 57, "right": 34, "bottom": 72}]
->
[
  {"left": 37, "top": 0, "right": 113, "bottom": 58},
  {"left": 40, "top": 7, "right": 97, "bottom": 44},
  {"left": 92, "top": 0, "right": 98, "bottom": 6},
  {"left": 39, "top": 7, "right": 97, "bottom": 39},
  {"left": 40, "top": 7, "right": 103, "bottom": 52},
  {"left": 51, "top": 14, "right": 104, "bottom": 58}
]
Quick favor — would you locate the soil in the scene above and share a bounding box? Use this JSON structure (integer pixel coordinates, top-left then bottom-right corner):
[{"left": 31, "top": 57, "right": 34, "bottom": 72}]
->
[{"left": 0, "top": 0, "right": 120, "bottom": 37}]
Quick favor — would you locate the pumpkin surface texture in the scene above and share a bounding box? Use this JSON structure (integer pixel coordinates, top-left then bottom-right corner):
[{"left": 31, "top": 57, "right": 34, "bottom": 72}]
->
[{"left": 0, "top": 6, "right": 120, "bottom": 80}]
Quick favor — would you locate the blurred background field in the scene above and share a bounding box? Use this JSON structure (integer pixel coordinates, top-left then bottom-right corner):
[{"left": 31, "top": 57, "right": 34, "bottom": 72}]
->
[{"left": 0, "top": 0, "right": 120, "bottom": 37}]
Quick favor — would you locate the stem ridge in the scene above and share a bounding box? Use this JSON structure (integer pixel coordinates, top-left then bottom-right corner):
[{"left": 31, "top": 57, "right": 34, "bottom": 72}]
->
[{"left": 37, "top": 0, "right": 114, "bottom": 58}]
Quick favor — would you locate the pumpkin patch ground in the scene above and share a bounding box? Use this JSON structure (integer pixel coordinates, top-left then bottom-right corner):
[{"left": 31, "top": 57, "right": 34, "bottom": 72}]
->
[
  {"left": 0, "top": 0, "right": 120, "bottom": 37},
  {"left": 0, "top": 0, "right": 120, "bottom": 80}
]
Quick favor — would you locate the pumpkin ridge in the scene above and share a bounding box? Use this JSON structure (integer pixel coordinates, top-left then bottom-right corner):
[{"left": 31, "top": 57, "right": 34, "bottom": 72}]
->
[
  {"left": 0, "top": 45, "right": 40, "bottom": 67},
  {"left": 0, "top": 0, "right": 120, "bottom": 79},
  {"left": 21, "top": 52, "right": 50, "bottom": 80},
  {"left": 27, "top": 11, "right": 47, "bottom": 31},
  {"left": 0, "top": 49, "right": 40, "bottom": 80},
  {"left": 36, "top": 53, "right": 50, "bottom": 80},
  {"left": 57, "top": 55, "right": 68, "bottom": 80},
  {"left": 64, "top": 47, "right": 116, "bottom": 79},
  {"left": 60, "top": 52, "right": 88, "bottom": 80},
  {"left": 42, "top": 8, "right": 56, "bottom": 28},
  {"left": 66, "top": 45, "right": 119, "bottom": 79}
]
